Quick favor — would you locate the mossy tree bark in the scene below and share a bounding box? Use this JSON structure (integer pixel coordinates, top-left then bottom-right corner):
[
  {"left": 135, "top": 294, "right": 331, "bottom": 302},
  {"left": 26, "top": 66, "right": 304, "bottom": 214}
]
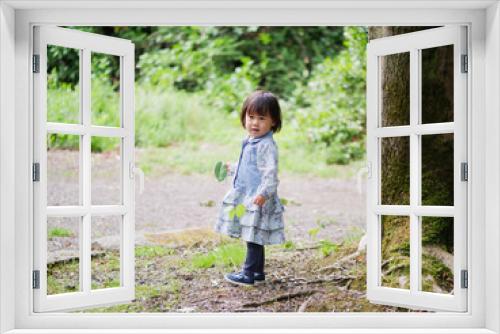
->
[{"left": 368, "top": 27, "right": 455, "bottom": 290}]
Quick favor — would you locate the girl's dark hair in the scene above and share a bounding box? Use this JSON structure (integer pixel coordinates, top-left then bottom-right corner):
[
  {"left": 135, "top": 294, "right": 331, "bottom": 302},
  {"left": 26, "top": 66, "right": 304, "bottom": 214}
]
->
[{"left": 240, "top": 90, "right": 282, "bottom": 133}]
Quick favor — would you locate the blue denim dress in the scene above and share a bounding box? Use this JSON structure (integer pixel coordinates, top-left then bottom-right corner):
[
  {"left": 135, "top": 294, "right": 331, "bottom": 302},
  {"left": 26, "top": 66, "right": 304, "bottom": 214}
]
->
[{"left": 215, "top": 131, "right": 285, "bottom": 245}]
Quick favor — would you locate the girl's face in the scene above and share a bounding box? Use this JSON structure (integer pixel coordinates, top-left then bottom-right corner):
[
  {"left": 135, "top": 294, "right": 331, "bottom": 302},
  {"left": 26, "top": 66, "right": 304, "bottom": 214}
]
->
[{"left": 245, "top": 111, "right": 275, "bottom": 138}]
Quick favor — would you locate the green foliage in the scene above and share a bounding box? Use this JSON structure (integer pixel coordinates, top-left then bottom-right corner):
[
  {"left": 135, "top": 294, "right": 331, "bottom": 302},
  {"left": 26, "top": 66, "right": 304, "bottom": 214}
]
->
[
  {"left": 318, "top": 240, "right": 338, "bottom": 257},
  {"left": 282, "top": 240, "right": 296, "bottom": 250},
  {"left": 90, "top": 76, "right": 120, "bottom": 128},
  {"left": 279, "top": 198, "right": 289, "bottom": 206},
  {"left": 308, "top": 227, "right": 321, "bottom": 239},
  {"left": 47, "top": 26, "right": 369, "bottom": 168},
  {"left": 229, "top": 204, "right": 246, "bottom": 220},
  {"left": 190, "top": 243, "right": 245, "bottom": 269},
  {"left": 291, "top": 27, "right": 367, "bottom": 164},
  {"left": 204, "top": 57, "right": 260, "bottom": 114},
  {"left": 60, "top": 26, "right": 344, "bottom": 99},
  {"left": 214, "top": 161, "right": 228, "bottom": 182},
  {"left": 422, "top": 217, "right": 454, "bottom": 253},
  {"left": 48, "top": 227, "right": 73, "bottom": 238},
  {"left": 421, "top": 254, "right": 454, "bottom": 293},
  {"left": 47, "top": 259, "right": 80, "bottom": 295},
  {"left": 135, "top": 86, "right": 241, "bottom": 148}
]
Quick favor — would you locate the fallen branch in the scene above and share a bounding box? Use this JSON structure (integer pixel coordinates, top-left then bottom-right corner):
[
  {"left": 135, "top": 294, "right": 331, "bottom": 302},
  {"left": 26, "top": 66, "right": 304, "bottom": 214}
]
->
[
  {"left": 242, "top": 289, "right": 320, "bottom": 308},
  {"left": 298, "top": 293, "right": 318, "bottom": 312},
  {"left": 343, "top": 279, "right": 353, "bottom": 290},
  {"left": 315, "top": 251, "right": 361, "bottom": 273},
  {"left": 295, "top": 245, "right": 321, "bottom": 251},
  {"left": 383, "top": 263, "right": 407, "bottom": 276},
  {"left": 278, "top": 245, "right": 321, "bottom": 252},
  {"left": 307, "top": 274, "right": 357, "bottom": 285}
]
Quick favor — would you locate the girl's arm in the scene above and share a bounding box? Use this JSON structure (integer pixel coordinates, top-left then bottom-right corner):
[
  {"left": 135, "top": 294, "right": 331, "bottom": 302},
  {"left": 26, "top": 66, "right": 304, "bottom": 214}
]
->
[
  {"left": 226, "top": 161, "right": 237, "bottom": 176},
  {"left": 255, "top": 142, "right": 279, "bottom": 199}
]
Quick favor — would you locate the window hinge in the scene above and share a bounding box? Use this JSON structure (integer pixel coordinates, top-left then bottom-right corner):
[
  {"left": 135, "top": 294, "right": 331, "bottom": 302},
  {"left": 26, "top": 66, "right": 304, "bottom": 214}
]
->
[
  {"left": 32, "top": 270, "right": 40, "bottom": 289},
  {"left": 32, "top": 54, "right": 40, "bottom": 73},
  {"left": 33, "top": 163, "right": 40, "bottom": 182},
  {"left": 461, "top": 162, "right": 468, "bottom": 181},
  {"left": 461, "top": 269, "right": 468, "bottom": 289},
  {"left": 461, "top": 54, "right": 468, "bottom": 73}
]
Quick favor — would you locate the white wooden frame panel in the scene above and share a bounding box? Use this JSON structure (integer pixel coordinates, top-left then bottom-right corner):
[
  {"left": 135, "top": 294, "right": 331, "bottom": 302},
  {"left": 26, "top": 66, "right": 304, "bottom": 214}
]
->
[
  {"left": 1, "top": 2, "right": 498, "bottom": 333},
  {"left": 373, "top": 122, "right": 455, "bottom": 137},
  {"left": 46, "top": 123, "right": 129, "bottom": 137},
  {"left": 32, "top": 26, "right": 135, "bottom": 312},
  {"left": 366, "top": 26, "right": 468, "bottom": 312}
]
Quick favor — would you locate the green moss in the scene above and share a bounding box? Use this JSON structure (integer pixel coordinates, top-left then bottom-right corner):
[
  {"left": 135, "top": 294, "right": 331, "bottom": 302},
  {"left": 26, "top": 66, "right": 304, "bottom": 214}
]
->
[
  {"left": 422, "top": 254, "right": 453, "bottom": 293},
  {"left": 47, "top": 258, "right": 80, "bottom": 295}
]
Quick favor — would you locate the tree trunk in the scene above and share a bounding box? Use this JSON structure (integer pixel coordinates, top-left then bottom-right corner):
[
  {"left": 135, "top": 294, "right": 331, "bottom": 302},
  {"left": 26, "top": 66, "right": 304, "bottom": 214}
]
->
[{"left": 369, "top": 27, "right": 455, "bottom": 290}]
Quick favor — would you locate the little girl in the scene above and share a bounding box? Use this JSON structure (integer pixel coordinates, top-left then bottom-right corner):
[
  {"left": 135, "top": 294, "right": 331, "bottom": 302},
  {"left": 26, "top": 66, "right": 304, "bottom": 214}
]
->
[{"left": 214, "top": 90, "right": 285, "bottom": 286}]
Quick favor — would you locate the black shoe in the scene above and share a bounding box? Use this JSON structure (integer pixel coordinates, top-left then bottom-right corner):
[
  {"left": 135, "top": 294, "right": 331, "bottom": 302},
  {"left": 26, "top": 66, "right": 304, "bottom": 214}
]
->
[
  {"left": 254, "top": 272, "right": 265, "bottom": 284},
  {"left": 224, "top": 272, "right": 254, "bottom": 286}
]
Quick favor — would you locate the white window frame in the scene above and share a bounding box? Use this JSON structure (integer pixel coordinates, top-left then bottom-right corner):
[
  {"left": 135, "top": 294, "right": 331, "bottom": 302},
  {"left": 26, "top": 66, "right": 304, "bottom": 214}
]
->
[
  {"left": 33, "top": 25, "right": 136, "bottom": 312},
  {"left": 366, "top": 26, "right": 468, "bottom": 312},
  {"left": 0, "top": 1, "right": 499, "bottom": 333}
]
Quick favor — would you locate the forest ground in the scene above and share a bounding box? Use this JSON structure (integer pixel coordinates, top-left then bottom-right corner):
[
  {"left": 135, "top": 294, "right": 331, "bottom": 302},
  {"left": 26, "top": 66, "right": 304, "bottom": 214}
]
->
[{"left": 46, "top": 148, "right": 417, "bottom": 312}]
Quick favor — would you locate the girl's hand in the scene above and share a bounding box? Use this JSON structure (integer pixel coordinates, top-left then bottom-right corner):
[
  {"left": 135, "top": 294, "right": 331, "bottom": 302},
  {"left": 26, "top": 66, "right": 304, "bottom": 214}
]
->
[
  {"left": 225, "top": 161, "right": 232, "bottom": 173},
  {"left": 253, "top": 195, "right": 266, "bottom": 206}
]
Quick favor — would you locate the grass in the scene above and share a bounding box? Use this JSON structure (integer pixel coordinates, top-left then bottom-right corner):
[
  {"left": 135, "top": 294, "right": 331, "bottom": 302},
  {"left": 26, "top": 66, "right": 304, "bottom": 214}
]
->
[
  {"left": 190, "top": 242, "right": 246, "bottom": 270},
  {"left": 46, "top": 238, "right": 418, "bottom": 313},
  {"left": 90, "top": 251, "right": 121, "bottom": 289},
  {"left": 48, "top": 83, "right": 365, "bottom": 179},
  {"left": 47, "top": 258, "right": 80, "bottom": 295},
  {"left": 136, "top": 136, "right": 364, "bottom": 179},
  {"left": 48, "top": 227, "right": 73, "bottom": 238},
  {"left": 135, "top": 245, "right": 176, "bottom": 258}
]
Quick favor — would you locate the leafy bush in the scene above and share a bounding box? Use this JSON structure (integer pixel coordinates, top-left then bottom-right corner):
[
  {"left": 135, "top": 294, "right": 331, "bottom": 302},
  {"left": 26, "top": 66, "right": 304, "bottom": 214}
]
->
[
  {"left": 291, "top": 27, "right": 367, "bottom": 164},
  {"left": 204, "top": 57, "right": 260, "bottom": 114},
  {"left": 46, "top": 27, "right": 368, "bottom": 167},
  {"left": 137, "top": 29, "right": 243, "bottom": 92}
]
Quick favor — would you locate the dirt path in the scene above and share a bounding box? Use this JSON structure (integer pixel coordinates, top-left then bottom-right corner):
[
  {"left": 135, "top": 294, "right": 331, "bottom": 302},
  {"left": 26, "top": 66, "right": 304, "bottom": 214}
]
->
[
  {"left": 46, "top": 150, "right": 419, "bottom": 313},
  {"left": 46, "top": 149, "right": 366, "bottom": 261},
  {"left": 134, "top": 171, "right": 366, "bottom": 244}
]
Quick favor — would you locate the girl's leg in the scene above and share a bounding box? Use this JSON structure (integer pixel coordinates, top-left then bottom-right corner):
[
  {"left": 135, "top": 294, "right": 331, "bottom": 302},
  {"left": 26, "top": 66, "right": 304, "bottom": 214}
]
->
[
  {"left": 243, "top": 242, "right": 263, "bottom": 276},
  {"left": 260, "top": 245, "right": 265, "bottom": 274}
]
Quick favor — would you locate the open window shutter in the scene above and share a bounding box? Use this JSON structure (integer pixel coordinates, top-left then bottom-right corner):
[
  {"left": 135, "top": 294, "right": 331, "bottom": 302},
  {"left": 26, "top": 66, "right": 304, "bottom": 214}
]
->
[
  {"left": 33, "top": 26, "right": 135, "bottom": 312},
  {"left": 366, "top": 26, "right": 467, "bottom": 312}
]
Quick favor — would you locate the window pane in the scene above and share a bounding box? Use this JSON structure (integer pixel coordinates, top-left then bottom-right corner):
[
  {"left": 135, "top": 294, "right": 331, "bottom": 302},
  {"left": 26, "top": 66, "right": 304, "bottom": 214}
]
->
[
  {"left": 421, "top": 134, "right": 454, "bottom": 206},
  {"left": 421, "top": 217, "right": 454, "bottom": 294},
  {"left": 91, "top": 52, "right": 121, "bottom": 127},
  {"left": 91, "top": 137, "right": 122, "bottom": 205},
  {"left": 379, "top": 52, "right": 410, "bottom": 127},
  {"left": 47, "top": 216, "right": 80, "bottom": 295},
  {"left": 47, "top": 133, "right": 81, "bottom": 206},
  {"left": 381, "top": 215, "right": 410, "bottom": 289},
  {"left": 91, "top": 215, "right": 122, "bottom": 289},
  {"left": 381, "top": 137, "right": 410, "bottom": 205},
  {"left": 421, "top": 45, "right": 454, "bottom": 124},
  {"left": 47, "top": 45, "right": 80, "bottom": 124}
]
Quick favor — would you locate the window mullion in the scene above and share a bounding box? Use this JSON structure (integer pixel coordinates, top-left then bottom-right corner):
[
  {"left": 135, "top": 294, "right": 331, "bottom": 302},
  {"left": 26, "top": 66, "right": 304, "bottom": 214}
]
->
[
  {"left": 409, "top": 48, "right": 420, "bottom": 293},
  {"left": 81, "top": 48, "right": 91, "bottom": 294}
]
